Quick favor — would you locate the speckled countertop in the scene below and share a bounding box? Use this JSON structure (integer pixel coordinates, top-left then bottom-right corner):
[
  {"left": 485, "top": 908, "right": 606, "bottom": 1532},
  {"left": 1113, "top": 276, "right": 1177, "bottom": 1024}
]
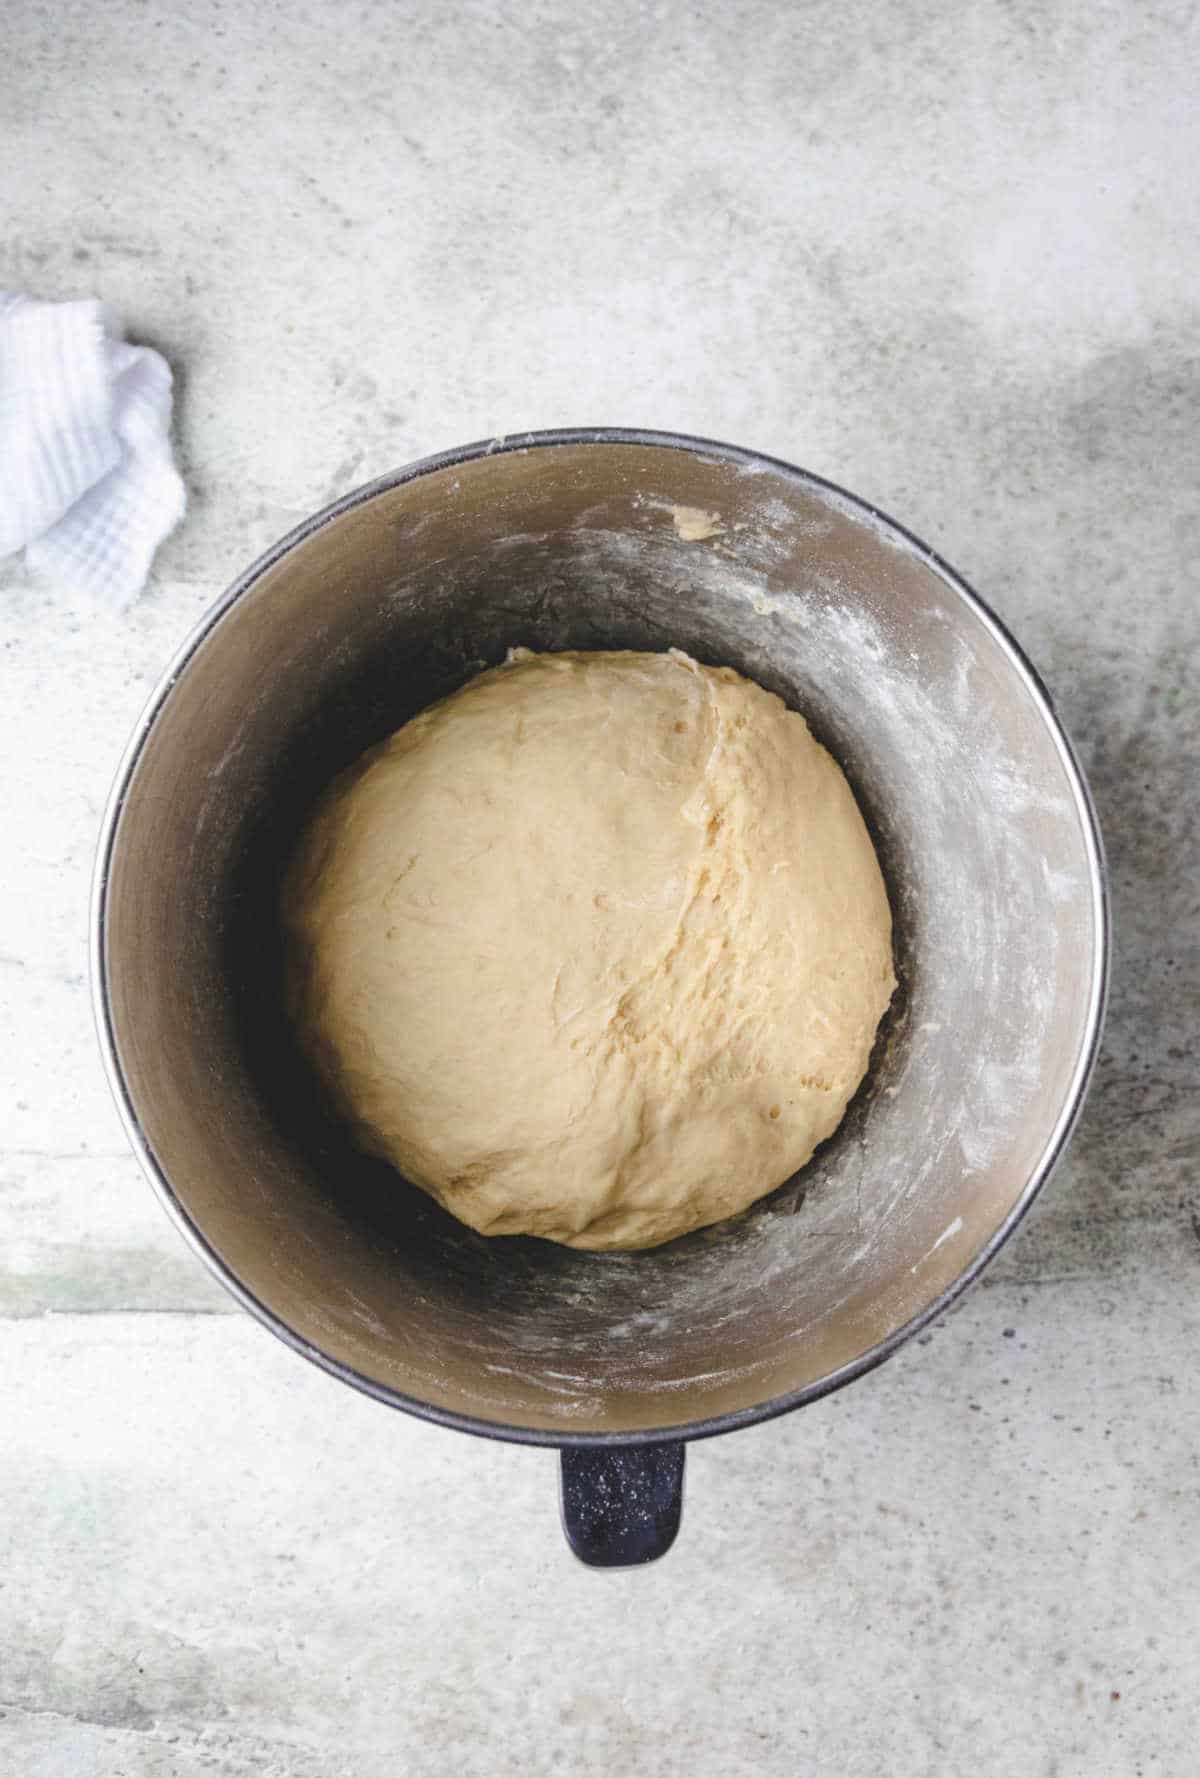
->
[{"left": 2, "top": 3, "right": 1198, "bottom": 1773}]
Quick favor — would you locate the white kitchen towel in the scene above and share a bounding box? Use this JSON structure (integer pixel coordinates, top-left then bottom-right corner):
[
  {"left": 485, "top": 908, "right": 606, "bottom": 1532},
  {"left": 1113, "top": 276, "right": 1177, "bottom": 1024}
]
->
[{"left": 0, "top": 291, "right": 186, "bottom": 604}]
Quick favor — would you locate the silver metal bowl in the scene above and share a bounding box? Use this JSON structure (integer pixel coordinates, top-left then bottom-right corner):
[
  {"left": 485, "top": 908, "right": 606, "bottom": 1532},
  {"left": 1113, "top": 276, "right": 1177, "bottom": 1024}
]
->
[{"left": 93, "top": 430, "right": 1109, "bottom": 1565}]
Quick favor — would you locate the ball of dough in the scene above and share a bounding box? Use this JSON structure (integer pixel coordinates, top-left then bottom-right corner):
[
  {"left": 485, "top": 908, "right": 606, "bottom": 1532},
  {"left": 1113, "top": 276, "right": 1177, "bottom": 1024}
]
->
[{"left": 282, "top": 649, "right": 895, "bottom": 1250}]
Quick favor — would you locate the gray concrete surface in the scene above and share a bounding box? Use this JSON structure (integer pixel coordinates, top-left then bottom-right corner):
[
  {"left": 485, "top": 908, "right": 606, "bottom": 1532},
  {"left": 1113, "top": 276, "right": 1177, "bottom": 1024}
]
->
[{"left": 2, "top": 1, "right": 1197, "bottom": 1772}]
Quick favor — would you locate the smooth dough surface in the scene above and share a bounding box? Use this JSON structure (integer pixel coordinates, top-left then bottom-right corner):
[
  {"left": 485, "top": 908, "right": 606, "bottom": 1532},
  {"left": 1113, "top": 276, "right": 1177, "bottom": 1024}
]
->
[{"left": 282, "top": 648, "right": 896, "bottom": 1250}]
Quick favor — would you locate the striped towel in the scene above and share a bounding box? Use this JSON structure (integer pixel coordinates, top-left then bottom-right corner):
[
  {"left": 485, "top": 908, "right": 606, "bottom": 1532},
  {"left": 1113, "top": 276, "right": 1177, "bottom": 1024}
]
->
[{"left": 0, "top": 291, "right": 186, "bottom": 604}]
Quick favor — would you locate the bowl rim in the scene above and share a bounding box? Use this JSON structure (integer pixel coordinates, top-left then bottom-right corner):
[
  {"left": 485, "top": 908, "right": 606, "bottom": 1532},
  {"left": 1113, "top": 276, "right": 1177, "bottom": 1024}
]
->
[{"left": 91, "top": 426, "right": 1111, "bottom": 1448}]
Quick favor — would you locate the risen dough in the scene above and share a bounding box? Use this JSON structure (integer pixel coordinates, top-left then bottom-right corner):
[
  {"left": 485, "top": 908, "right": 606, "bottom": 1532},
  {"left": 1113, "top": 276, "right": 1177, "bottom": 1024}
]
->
[{"left": 282, "top": 649, "right": 895, "bottom": 1250}]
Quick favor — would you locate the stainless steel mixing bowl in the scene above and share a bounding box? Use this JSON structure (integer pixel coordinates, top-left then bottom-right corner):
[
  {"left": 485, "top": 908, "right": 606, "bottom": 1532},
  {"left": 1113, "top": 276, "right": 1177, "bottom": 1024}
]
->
[{"left": 93, "top": 430, "right": 1108, "bottom": 1565}]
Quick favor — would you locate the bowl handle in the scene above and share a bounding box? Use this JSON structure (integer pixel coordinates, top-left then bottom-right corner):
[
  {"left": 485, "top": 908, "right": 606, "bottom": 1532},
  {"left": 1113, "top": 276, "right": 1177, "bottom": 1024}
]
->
[{"left": 559, "top": 1442, "right": 686, "bottom": 1567}]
